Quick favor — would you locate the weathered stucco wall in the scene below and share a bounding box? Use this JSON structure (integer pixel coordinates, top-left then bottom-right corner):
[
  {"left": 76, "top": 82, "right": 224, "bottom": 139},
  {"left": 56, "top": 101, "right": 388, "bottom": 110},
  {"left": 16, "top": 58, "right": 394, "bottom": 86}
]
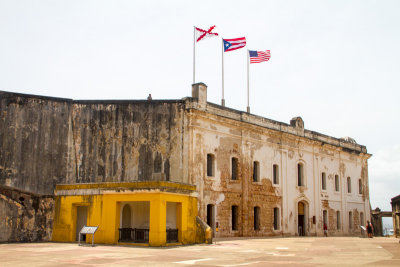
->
[
  {"left": 0, "top": 185, "right": 54, "bottom": 242},
  {"left": 187, "top": 85, "right": 371, "bottom": 237},
  {"left": 0, "top": 92, "right": 71, "bottom": 195},
  {"left": 68, "top": 100, "right": 187, "bottom": 185},
  {"left": 0, "top": 92, "right": 188, "bottom": 196}
]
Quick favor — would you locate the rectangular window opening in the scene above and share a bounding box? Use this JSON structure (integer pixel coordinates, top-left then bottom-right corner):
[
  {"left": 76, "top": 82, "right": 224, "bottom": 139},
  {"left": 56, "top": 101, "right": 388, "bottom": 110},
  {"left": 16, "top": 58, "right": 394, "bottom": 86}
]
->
[
  {"left": 274, "top": 207, "right": 280, "bottom": 230},
  {"left": 273, "top": 164, "right": 279, "bottom": 185},
  {"left": 253, "top": 161, "right": 260, "bottom": 182},
  {"left": 207, "top": 154, "right": 215, "bottom": 177},
  {"left": 254, "top": 207, "right": 260, "bottom": 230},
  {"left": 232, "top": 205, "right": 238, "bottom": 231},
  {"left": 231, "top": 157, "right": 238, "bottom": 180},
  {"left": 298, "top": 163, "right": 304, "bottom": 186}
]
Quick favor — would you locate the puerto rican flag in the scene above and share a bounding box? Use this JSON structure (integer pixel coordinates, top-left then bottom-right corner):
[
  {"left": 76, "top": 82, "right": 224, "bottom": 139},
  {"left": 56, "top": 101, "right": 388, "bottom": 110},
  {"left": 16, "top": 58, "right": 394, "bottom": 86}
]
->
[{"left": 223, "top": 37, "right": 246, "bottom": 52}]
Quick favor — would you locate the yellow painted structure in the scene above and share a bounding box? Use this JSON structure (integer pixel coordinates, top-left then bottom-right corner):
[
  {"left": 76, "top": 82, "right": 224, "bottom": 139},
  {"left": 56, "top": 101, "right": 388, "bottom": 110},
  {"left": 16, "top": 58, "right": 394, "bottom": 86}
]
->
[{"left": 52, "top": 181, "right": 198, "bottom": 246}]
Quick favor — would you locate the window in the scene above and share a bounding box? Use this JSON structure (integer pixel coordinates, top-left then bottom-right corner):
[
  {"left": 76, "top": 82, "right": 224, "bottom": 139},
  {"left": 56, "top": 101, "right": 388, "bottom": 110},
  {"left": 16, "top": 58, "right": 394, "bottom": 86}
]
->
[
  {"left": 297, "top": 163, "right": 304, "bottom": 186},
  {"left": 336, "top": 211, "right": 341, "bottom": 230},
  {"left": 321, "top": 172, "right": 326, "bottom": 190},
  {"left": 349, "top": 211, "right": 353, "bottom": 229},
  {"left": 207, "top": 154, "right": 215, "bottom": 177},
  {"left": 231, "top": 157, "right": 238, "bottom": 180},
  {"left": 253, "top": 161, "right": 260, "bottom": 182},
  {"left": 254, "top": 207, "right": 260, "bottom": 230},
  {"left": 335, "top": 175, "right": 340, "bottom": 192},
  {"left": 232, "top": 205, "right": 238, "bottom": 230},
  {"left": 347, "top": 177, "right": 351, "bottom": 193},
  {"left": 273, "top": 164, "right": 279, "bottom": 185},
  {"left": 274, "top": 207, "right": 280, "bottom": 230},
  {"left": 358, "top": 179, "right": 363, "bottom": 194}
]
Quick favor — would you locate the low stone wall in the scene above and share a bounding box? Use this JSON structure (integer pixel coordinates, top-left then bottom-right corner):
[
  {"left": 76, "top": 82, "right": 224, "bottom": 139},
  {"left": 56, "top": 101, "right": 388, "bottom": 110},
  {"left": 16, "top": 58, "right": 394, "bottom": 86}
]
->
[{"left": 0, "top": 185, "right": 54, "bottom": 242}]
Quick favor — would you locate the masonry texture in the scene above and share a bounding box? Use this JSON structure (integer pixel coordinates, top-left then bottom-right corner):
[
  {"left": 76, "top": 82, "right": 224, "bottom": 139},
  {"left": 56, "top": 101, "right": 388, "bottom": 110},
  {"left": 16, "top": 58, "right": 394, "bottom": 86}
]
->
[{"left": 0, "top": 84, "right": 372, "bottom": 242}]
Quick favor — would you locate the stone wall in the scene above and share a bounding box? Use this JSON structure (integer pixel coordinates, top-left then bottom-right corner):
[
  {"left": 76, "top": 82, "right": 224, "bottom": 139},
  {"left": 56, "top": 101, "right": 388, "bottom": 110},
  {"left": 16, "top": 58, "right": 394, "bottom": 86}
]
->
[
  {"left": 0, "top": 92, "right": 71, "bottom": 195},
  {"left": 0, "top": 91, "right": 188, "bottom": 196},
  {"left": 0, "top": 185, "right": 54, "bottom": 242}
]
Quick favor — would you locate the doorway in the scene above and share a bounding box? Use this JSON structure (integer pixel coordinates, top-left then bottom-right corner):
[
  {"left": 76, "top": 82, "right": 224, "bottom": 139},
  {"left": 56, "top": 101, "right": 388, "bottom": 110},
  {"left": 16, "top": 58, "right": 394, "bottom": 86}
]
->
[
  {"left": 76, "top": 206, "right": 87, "bottom": 241},
  {"left": 298, "top": 202, "right": 306, "bottom": 236},
  {"left": 207, "top": 204, "right": 215, "bottom": 234}
]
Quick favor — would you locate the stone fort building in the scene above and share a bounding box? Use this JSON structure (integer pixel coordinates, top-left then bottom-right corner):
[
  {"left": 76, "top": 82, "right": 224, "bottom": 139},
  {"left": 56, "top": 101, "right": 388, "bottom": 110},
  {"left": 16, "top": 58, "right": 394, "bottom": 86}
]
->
[{"left": 0, "top": 83, "right": 371, "bottom": 245}]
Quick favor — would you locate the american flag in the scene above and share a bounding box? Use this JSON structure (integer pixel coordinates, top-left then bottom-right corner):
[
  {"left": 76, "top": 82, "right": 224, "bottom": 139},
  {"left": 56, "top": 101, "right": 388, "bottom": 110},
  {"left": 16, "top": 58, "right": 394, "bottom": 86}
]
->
[{"left": 249, "top": 50, "right": 271, "bottom": 63}]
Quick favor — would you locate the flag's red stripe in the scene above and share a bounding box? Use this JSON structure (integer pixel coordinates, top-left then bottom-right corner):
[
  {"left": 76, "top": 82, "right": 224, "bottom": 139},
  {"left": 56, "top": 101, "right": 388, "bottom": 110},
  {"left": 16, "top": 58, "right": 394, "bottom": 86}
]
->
[{"left": 224, "top": 37, "right": 246, "bottom": 42}]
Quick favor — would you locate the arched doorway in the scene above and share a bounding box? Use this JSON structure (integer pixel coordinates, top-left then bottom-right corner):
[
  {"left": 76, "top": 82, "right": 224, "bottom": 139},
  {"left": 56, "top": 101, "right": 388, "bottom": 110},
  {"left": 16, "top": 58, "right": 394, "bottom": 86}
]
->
[
  {"left": 298, "top": 201, "right": 307, "bottom": 236},
  {"left": 122, "top": 204, "right": 131, "bottom": 228}
]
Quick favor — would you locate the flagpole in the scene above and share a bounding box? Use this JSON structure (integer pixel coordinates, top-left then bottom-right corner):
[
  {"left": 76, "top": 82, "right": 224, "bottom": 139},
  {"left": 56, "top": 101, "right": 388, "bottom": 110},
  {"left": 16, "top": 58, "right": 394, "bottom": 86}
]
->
[
  {"left": 193, "top": 26, "right": 196, "bottom": 84},
  {"left": 247, "top": 49, "right": 250, "bottom": 113},
  {"left": 221, "top": 38, "right": 225, "bottom": 106}
]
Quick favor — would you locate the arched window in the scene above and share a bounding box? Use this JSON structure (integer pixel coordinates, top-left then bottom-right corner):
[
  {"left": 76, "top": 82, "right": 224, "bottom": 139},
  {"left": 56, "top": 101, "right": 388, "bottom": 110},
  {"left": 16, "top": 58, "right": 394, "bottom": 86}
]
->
[
  {"left": 321, "top": 172, "right": 326, "bottom": 190},
  {"left": 358, "top": 179, "right": 363, "bottom": 194},
  {"left": 335, "top": 175, "right": 340, "bottom": 192},
  {"left": 122, "top": 204, "right": 131, "bottom": 228},
  {"left": 297, "top": 163, "right": 304, "bottom": 186}
]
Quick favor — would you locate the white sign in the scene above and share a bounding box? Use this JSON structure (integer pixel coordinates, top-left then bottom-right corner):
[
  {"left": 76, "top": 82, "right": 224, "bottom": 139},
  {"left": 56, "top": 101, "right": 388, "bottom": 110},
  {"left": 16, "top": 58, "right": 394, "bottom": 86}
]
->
[{"left": 80, "top": 226, "right": 98, "bottom": 234}]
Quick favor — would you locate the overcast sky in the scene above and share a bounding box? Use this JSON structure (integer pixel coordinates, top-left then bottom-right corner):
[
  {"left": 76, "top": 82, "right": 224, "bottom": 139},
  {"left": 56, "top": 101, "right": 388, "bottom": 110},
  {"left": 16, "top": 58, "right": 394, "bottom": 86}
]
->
[{"left": 1, "top": 0, "right": 399, "bottom": 213}]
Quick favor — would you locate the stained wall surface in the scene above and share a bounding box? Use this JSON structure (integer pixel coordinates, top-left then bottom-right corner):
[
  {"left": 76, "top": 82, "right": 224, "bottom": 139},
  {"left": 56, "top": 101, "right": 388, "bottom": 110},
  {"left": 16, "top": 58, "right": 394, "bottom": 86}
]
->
[{"left": 0, "top": 92, "right": 188, "bottom": 195}]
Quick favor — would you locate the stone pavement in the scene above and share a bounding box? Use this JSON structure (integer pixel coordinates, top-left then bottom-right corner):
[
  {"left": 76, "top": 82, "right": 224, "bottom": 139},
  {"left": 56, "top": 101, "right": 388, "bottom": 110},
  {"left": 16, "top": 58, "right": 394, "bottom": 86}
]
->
[{"left": 1, "top": 237, "right": 399, "bottom": 266}]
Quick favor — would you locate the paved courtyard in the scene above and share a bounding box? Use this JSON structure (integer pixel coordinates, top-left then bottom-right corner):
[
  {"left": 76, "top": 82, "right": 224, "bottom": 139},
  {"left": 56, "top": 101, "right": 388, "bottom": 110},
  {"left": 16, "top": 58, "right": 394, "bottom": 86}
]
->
[{"left": 1, "top": 237, "right": 399, "bottom": 266}]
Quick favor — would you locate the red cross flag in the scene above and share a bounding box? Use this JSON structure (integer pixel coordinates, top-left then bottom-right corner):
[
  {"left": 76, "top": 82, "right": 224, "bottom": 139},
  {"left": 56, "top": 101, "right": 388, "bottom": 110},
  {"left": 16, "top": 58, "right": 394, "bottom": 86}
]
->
[{"left": 195, "top": 25, "right": 219, "bottom": 42}]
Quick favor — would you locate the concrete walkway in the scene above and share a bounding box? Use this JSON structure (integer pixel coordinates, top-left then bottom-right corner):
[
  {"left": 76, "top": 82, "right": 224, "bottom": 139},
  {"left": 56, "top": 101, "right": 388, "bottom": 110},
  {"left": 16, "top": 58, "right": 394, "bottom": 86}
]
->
[{"left": 1, "top": 237, "right": 399, "bottom": 266}]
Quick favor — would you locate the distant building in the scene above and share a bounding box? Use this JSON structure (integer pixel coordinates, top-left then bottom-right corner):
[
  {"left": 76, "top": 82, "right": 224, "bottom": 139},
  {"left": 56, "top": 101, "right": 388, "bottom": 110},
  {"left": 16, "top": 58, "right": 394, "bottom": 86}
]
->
[
  {"left": 391, "top": 195, "right": 400, "bottom": 237},
  {"left": 0, "top": 83, "right": 372, "bottom": 245}
]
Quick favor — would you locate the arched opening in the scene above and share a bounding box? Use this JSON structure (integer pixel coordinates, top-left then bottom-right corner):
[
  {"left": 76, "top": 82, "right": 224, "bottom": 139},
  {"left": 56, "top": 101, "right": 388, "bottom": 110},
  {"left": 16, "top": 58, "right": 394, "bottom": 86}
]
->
[
  {"left": 122, "top": 204, "right": 132, "bottom": 228},
  {"left": 298, "top": 201, "right": 307, "bottom": 236}
]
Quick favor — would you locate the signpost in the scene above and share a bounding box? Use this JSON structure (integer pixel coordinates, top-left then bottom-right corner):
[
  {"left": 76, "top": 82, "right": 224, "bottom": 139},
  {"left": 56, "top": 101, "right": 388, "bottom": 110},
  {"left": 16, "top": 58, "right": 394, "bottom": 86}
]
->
[{"left": 79, "top": 226, "right": 98, "bottom": 247}]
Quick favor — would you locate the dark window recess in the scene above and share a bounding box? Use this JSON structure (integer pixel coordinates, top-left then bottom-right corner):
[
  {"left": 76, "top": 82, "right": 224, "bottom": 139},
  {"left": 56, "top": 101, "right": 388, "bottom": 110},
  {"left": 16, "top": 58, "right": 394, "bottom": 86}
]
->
[
  {"left": 232, "top": 158, "right": 238, "bottom": 180},
  {"left": 335, "top": 175, "right": 340, "bottom": 191},
  {"left": 298, "top": 163, "right": 304, "bottom": 186},
  {"left": 253, "top": 161, "right": 259, "bottom": 182},
  {"left": 347, "top": 177, "right": 351, "bottom": 193},
  {"left": 232, "top": 205, "right": 238, "bottom": 230},
  {"left": 274, "top": 207, "right": 280, "bottom": 230},
  {"left": 322, "top": 172, "right": 326, "bottom": 190},
  {"left": 207, "top": 154, "right": 214, "bottom": 177},
  {"left": 273, "top": 164, "right": 279, "bottom": 184},
  {"left": 254, "top": 207, "right": 260, "bottom": 230}
]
